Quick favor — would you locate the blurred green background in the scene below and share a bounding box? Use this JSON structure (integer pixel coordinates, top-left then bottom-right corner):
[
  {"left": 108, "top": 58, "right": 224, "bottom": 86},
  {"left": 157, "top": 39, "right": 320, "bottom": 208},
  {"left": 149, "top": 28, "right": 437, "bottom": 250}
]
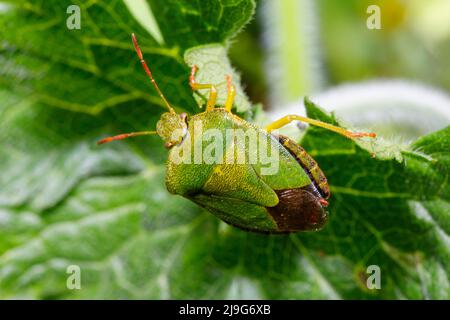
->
[
  {"left": 231, "top": 0, "right": 450, "bottom": 103},
  {"left": 230, "top": 0, "right": 450, "bottom": 139}
]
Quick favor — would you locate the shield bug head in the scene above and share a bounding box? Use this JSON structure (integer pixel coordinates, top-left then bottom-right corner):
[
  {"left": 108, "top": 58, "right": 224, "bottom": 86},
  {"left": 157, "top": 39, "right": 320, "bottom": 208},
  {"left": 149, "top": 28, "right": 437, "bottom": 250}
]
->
[
  {"left": 97, "top": 34, "right": 187, "bottom": 147},
  {"left": 156, "top": 112, "right": 188, "bottom": 148}
]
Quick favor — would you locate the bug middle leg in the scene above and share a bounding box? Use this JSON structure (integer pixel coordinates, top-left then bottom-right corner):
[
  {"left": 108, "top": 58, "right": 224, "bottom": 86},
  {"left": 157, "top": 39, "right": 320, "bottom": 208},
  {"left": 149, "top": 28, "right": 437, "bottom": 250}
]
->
[
  {"left": 266, "top": 115, "right": 376, "bottom": 139},
  {"left": 190, "top": 65, "right": 217, "bottom": 111}
]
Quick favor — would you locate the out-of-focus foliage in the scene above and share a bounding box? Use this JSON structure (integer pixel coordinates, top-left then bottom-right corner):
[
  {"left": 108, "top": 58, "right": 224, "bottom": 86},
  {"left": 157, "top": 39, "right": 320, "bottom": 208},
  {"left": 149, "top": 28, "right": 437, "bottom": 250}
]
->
[
  {"left": 231, "top": 0, "right": 450, "bottom": 107},
  {"left": 0, "top": 0, "right": 448, "bottom": 299},
  {"left": 318, "top": 0, "right": 450, "bottom": 90}
]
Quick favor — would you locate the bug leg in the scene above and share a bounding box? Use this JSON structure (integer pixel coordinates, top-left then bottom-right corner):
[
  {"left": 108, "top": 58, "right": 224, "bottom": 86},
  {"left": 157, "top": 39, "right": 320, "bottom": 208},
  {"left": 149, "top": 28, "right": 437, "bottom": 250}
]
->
[
  {"left": 189, "top": 65, "right": 217, "bottom": 111},
  {"left": 266, "top": 115, "right": 376, "bottom": 139},
  {"left": 224, "top": 75, "right": 236, "bottom": 112}
]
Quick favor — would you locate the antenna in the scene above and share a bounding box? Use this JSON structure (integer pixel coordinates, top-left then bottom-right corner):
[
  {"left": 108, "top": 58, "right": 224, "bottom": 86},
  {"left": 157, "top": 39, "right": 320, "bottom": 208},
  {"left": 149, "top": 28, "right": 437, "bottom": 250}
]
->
[
  {"left": 132, "top": 33, "right": 175, "bottom": 114},
  {"left": 97, "top": 131, "right": 157, "bottom": 145}
]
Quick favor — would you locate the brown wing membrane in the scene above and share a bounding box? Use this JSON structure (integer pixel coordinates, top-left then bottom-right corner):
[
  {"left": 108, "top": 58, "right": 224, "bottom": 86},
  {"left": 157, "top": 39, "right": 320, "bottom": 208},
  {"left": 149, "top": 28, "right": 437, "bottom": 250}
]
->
[{"left": 267, "top": 184, "right": 328, "bottom": 232}]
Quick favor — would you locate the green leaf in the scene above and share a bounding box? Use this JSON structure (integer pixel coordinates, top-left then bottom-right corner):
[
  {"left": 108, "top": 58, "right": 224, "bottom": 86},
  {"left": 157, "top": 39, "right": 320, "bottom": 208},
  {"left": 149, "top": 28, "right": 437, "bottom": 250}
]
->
[
  {"left": 147, "top": 0, "right": 256, "bottom": 50},
  {"left": 0, "top": 0, "right": 448, "bottom": 300}
]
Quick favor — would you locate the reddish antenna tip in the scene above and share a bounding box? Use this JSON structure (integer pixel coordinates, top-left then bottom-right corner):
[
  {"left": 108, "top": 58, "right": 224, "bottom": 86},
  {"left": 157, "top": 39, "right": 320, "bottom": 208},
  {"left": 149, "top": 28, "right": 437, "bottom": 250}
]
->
[
  {"left": 131, "top": 33, "right": 175, "bottom": 113},
  {"left": 97, "top": 133, "right": 132, "bottom": 145},
  {"left": 132, "top": 33, "right": 143, "bottom": 59},
  {"left": 97, "top": 137, "right": 112, "bottom": 145},
  {"left": 97, "top": 131, "right": 157, "bottom": 146}
]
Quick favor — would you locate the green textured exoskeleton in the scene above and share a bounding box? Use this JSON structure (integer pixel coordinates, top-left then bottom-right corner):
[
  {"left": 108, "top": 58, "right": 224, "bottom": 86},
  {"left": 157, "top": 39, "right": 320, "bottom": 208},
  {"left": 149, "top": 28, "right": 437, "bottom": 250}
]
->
[
  {"left": 98, "top": 34, "right": 376, "bottom": 234},
  {"left": 166, "top": 109, "right": 330, "bottom": 233}
]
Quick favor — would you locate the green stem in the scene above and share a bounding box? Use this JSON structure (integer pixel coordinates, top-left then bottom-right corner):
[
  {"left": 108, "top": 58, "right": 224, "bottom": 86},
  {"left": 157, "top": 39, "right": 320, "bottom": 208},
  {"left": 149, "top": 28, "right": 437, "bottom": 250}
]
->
[{"left": 263, "top": 0, "right": 323, "bottom": 107}]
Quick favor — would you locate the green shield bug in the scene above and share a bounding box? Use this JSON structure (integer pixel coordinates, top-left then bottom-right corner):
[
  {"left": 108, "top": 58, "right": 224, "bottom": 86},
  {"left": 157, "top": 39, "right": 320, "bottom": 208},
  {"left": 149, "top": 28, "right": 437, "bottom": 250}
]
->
[{"left": 98, "top": 34, "right": 376, "bottom": 234}]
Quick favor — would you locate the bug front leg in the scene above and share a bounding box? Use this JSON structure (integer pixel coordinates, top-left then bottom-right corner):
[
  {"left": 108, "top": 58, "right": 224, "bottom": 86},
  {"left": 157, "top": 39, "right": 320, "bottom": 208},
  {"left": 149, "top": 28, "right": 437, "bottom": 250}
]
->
[
  {"left": 189, "top": 65, "right": 217, "bottom": 111},
  {"left": 224, "top": 75, "right": 236, "bottom": 113},
  {"left": 266, "top": 115, "right": 376, "bottom": 139}
]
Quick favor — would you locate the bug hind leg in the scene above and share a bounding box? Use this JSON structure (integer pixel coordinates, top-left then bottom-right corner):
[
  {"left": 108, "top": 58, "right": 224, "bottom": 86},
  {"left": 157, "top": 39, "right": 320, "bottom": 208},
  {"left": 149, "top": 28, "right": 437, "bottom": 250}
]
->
[{"left": 266, "top": 114, "right": 376, "bottom": 139}]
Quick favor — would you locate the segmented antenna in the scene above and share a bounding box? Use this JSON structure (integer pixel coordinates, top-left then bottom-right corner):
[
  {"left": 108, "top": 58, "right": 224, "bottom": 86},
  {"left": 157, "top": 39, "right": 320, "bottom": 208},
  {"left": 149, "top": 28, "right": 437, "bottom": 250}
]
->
[
  {"left": 132, "top": 33, "right": 175, "bottom": 114},
  {"left": 97, "top": 131, "right": 157, "bottom": 145}
]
